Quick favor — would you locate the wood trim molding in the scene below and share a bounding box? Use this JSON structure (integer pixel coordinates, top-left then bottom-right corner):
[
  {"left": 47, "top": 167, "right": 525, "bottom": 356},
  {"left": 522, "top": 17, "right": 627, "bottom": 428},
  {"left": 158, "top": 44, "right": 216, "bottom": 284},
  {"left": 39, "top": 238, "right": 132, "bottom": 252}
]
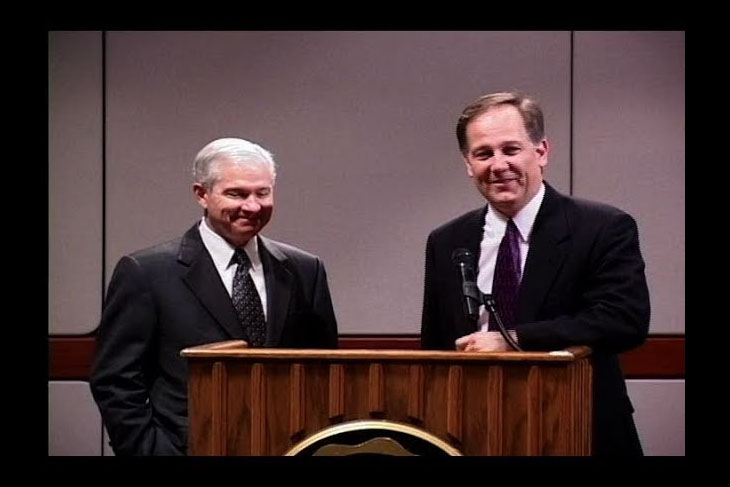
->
[
  {"left": 618, "top": 336, "right": 685, "bottom": 379},
  {"left": 48, "top": 336, "right": 96, "bottom": 380},
  {"left": 48, "top": 334, "right": 685, "bottom": 380}
]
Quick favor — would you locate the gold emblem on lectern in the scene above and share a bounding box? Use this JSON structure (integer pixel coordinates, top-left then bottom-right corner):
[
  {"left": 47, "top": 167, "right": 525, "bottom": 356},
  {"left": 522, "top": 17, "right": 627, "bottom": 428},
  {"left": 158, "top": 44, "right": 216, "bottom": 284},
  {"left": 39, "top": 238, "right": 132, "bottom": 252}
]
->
[
  {"left": 312, "top": 436, "right": 417, "bottom": 456},
  {"left": 285, "top": 420, "right": 463, "bottom": 456}
]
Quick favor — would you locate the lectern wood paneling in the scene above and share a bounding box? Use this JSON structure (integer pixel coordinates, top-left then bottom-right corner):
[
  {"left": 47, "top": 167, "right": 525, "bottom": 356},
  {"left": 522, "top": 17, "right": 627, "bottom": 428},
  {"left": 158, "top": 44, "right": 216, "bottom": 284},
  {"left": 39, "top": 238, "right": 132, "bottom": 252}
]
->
[{"left": 181, "top": 341, "right": 592, "bottom": 456}]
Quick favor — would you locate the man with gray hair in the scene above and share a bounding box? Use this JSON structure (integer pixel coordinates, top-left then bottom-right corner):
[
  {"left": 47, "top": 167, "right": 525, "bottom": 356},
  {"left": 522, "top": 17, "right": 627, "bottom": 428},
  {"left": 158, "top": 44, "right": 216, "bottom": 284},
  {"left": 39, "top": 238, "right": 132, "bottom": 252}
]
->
[{"left": 91, "top": 137, "right": 339, "bottom": 455}]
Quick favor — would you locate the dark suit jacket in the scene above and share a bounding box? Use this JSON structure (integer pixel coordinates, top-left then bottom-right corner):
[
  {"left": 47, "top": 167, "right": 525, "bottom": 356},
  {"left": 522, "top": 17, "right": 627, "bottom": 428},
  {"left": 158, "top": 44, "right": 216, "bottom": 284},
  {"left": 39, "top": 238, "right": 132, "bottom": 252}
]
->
[
  {"left": 421, "top": 183, "right": 650, "bottom": 456},
  {"left": 90, "top": 224, "right": 339, "bottom": 455}
]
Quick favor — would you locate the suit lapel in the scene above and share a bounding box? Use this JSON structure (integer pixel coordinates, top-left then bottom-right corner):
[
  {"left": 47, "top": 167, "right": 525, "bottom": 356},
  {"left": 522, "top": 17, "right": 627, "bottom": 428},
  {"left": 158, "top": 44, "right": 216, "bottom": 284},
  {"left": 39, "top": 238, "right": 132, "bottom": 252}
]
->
[
  {"left": 258, "top": 236, "right": 294, "bottom": 347},
  {"left": 518, "top": 184, "right": 571, "bottom": 323},
  {"left": 464, "top": 206, "right": 488, "bottom": 264},
  {"left": 179, "top": 224, "right": 243, "bottom": 339}
]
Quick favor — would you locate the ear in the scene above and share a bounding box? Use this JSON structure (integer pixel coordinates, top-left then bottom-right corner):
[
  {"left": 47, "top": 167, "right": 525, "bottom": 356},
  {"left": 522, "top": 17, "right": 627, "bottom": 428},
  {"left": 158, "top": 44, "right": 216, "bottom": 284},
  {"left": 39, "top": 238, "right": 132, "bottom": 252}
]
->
[
  {"left": 536, "top": 139, "right": 549, "bottom": 170},
  {"left": 193, "top": 183, "right": 209, "bottom": 210},
  {"left": 463, "top": 155, "right": 475, "bottom": 178}
]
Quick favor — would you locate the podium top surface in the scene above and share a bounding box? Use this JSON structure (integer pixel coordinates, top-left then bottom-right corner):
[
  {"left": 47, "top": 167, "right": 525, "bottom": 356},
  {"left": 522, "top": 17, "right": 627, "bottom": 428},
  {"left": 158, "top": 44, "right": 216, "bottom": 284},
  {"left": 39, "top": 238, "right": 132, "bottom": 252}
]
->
[{"left": 181, "top": 340, "right": 591, "bottom": 363}]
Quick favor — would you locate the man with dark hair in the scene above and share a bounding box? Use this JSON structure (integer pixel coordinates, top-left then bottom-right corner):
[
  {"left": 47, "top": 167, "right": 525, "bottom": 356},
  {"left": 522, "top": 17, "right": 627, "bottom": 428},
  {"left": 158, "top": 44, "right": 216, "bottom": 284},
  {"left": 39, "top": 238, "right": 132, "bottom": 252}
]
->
[
  {"left": 421, "top": 92, "right": 650, "bottom": 456},
  {"left": 91, "top": 137, "right": 339, "bottom": 455}
]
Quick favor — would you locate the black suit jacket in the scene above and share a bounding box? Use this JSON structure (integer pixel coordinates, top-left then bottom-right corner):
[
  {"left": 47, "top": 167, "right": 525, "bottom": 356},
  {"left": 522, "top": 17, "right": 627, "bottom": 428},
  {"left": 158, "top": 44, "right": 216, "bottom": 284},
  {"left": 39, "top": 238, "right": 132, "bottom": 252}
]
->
[
  {"left": 90, "top": 224, "right": 339, "bottom": 455},
  {"left": 421, "top": 183, "right": 650, "bottom": 456}
]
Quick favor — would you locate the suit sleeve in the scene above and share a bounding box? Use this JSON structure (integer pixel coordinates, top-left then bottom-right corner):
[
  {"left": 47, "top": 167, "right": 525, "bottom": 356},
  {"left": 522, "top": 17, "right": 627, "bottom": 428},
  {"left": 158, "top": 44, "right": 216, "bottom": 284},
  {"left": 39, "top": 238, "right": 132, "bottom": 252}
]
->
[
  {"left": 311, "top": 258, "right": 339, "bottom": 348},
  {"left": 516, "top": 212, "right": 650, "bottom": 354},
  {"left": 421, "top": 232, "right": 459, "bottom": 350},
  {"left": 421, "top": 232, "right": 444, "bottom": 350},
  {"left": 89, "top": 256, "right": 182, "bottom": 456}
]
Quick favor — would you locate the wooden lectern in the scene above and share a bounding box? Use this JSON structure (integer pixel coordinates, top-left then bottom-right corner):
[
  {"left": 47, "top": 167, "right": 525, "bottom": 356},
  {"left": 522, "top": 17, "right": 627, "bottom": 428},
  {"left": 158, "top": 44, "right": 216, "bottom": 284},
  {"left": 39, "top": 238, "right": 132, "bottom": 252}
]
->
[{"left": 181, "top": 341, "right": 592, "bottom": 456}]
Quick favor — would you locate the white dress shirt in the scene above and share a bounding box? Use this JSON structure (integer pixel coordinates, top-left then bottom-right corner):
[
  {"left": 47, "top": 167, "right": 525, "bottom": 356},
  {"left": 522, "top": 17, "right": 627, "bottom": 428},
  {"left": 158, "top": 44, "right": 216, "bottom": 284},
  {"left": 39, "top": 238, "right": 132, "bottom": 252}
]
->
[
  {"left": 476, "top": 183, "right": 545, "bottom": 331},
  {"left": 198, "top": 218, "right": 268, "bottom": 320}
]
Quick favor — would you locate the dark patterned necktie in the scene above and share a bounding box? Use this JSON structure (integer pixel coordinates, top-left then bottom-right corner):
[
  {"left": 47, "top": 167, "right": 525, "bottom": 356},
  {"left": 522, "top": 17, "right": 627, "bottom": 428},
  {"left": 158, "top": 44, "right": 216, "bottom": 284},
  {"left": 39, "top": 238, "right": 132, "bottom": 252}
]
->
[
  {"left": 231, "top": 248, "right": 266, "bottom": 347},
  {"left": 489, "top": 219, "right": 521, "bottom": 331}
]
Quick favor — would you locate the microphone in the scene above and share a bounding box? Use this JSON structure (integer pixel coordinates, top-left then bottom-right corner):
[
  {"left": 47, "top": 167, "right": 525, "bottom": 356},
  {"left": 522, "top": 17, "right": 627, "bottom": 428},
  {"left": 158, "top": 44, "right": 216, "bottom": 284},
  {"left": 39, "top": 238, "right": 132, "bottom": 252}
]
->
[
  {"left": 451, "top": 248, "right": 523, "bottom": 351},
  {"left": 451, "top": 248, "right": 480, "bottom": 321}
]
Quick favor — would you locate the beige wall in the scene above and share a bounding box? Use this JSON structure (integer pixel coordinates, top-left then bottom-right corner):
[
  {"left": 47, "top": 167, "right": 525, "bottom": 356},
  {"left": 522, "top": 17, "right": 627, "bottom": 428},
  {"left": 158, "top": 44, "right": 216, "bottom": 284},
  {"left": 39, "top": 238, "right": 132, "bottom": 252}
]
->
[
  {"left": 102, "top": 31, "right": 572, "bottom": 334},
  {"left": 49, "top": 31, "right": 103, "bottom": 335},
  {"left": 49, "top": 381, "right": 102, "bottom": 455}
]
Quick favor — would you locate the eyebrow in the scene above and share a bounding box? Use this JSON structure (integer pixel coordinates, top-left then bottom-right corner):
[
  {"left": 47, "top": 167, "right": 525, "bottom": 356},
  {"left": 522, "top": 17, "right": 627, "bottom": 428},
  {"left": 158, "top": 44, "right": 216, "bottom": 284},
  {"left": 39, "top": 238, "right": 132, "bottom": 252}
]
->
[
  {"left": 471, "top": 140, "right": 525, "bottom": 151},
  {"left": 499, "top": 140, "right": 526, "bottom": 146}
]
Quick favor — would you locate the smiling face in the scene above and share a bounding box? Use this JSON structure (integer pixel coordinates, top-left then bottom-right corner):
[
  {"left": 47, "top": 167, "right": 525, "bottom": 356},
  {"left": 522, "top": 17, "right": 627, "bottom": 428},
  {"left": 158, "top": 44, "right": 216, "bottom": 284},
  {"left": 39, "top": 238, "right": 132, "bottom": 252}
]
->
[
  {"left": 463, "top": 104, "right": 549, "bottom": 218},
  {"left": 193, "top": 159, "right": 274, "bottom": 247}
]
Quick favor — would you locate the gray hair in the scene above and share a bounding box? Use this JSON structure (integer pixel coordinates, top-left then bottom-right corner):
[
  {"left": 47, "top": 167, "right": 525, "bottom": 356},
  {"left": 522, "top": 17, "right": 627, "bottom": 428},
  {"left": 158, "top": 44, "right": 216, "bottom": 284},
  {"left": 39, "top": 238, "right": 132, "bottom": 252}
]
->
[{"left": 192, "top": 137, "right": 277, "bottom": 188}]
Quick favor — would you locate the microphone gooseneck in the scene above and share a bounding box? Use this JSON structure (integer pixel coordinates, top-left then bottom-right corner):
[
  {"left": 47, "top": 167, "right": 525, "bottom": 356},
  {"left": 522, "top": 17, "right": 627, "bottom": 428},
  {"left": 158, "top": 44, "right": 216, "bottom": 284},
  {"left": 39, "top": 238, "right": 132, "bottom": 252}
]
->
[{"left": 482, "top": 294, "right": 523, "bottom": 351}]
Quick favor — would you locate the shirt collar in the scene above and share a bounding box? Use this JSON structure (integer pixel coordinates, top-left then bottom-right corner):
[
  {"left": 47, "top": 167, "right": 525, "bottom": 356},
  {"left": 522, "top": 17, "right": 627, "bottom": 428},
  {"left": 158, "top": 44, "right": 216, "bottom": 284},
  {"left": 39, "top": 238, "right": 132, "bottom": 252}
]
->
[
  {"left": 485, "top": 182, "right": 545, "bottom": 242},
  {"left": 198, "top": 217, "right": 260, "bottom": 270}
]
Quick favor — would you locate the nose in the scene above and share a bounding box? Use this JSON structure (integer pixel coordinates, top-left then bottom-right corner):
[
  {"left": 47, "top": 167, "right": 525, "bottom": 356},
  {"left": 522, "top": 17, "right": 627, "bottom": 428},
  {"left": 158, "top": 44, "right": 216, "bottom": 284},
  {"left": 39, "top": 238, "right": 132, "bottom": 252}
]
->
[
  {"left": 240, "top": 196, "right": 261, "bottom": 213},
  {"left": 491, "top": 154, "right": 511, "bottom": 171}
]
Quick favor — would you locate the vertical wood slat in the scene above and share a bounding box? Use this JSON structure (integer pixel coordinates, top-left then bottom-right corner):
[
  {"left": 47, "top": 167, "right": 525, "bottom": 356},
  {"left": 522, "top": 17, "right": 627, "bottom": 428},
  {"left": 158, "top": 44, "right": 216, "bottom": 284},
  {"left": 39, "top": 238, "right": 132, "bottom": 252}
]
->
[
  {"left": 582, "top": 360, "right": 592, "bottom": 455},
  {"left": 554, "top": 364, "right": 570, "bottom": 455},
  {"left": 250, "top": 363, "right": 266, "bottom": 455},
  {"left": 328, "top": 364, "right": 344, "bottom": 419},
  {"left": 211, "top": 361, "right": 227, "bottom": 456},
  {"left": 571, "top": 360, "right": 579, "bottom": 454},
  {"left": 526, "top": 365, "right": 543, "bottom": 455},
  {"left": 486, "top": 365, "right": 503, "bottom": 455},
  {"left": 289, "top": 364, "right": 305, "bottom": 438},
  {"left": 368, "top": 363, "right": 384, "bottom": 415},
  {"left": 569, "top": 359, "right": 592, "bottom": 456},
  {"left": 407, "top": 364, "right": 424, "bottom": 423},
  {"left": 446, "top": 365, "right": 463, "bottom": 442}
]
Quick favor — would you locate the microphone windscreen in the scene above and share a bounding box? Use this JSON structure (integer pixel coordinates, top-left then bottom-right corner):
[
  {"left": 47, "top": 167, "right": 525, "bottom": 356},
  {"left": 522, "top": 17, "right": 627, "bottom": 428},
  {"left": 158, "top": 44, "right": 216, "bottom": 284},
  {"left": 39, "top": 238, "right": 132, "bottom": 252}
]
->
[{"left": 451, "top": 248, "right": 475, "bottom": 267}]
